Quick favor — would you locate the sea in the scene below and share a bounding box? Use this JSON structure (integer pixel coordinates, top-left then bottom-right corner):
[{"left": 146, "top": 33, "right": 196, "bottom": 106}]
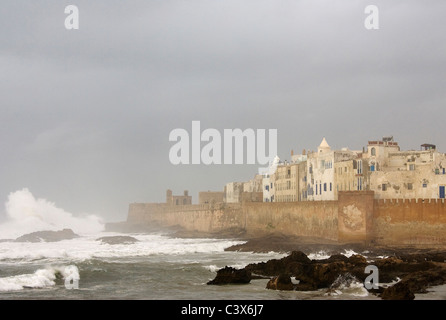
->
[
  {"left": 0, "top": 189, "right": 445, "bottom": 303},
  {"left": 0, "top": 231, "right": 445, "bottom": 301}
]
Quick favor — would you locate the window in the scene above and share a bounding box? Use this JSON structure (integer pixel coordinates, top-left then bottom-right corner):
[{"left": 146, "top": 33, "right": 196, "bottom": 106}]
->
[
  {"left": 358, "top": 160, "right": 363, "bottom": 174},
  {"left": 423, "top": 183, "right": 428, "bottom": 188},
  {"left": 382, "top": 184, "right": 387, "bottom": 191},
  {"left": 409, "top": 164, "right": 415, "bottom": 171},
  {"left": 330, "top": 183, "right": 332, "bottom": 191},
  {"left": 324, "top": 183, "right": 327, "bottom": 192},
  {"left": 345, "top": 167, "right": 348, "bottom": 173},
  {"left": 407, "top": 183, "right": 413, "bottom": 190},
  {"left": 320, "top": 184, "right": 322, "bottom": 195},
  {"left": 371, "top": 147, "right": 376, "bottom": 156},
  {"left": 183, "top": 199, "right": 187, "bottom": 205},
  {"left": 265, "top": 185, "right": 269, "bottom": 191},
  {"left": 176, "top": 199, "right": 179, "bottom": 205}
]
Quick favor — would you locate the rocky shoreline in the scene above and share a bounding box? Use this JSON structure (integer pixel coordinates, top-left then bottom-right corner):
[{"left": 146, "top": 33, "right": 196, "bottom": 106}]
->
[
  {"left": 208, "top": 243, "right": 446, "bottom": 300},
  {"left": 106, "top": 223, "right": 446, "bottom": 300}
]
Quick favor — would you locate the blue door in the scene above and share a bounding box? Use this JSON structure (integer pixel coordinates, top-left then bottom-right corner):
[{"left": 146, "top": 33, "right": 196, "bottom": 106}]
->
[{"left": 440, "top": 186, "right": 445, "bottom": 199}]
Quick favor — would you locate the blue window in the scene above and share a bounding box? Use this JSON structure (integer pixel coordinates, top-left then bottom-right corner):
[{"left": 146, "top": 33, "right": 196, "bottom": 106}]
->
[
  {"left": 324, "top": 183, "right": 327, "bottom": 192},
  {"left": 370, "top": 165, "right": 375, "bottom": 172}
]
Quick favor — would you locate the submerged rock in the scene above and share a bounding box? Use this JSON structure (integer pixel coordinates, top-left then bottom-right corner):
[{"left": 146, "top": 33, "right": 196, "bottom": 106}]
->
[
  {"left": 207, "top": 266, "right": 251, "bottom": 285},
  {"left": 15, "top": 229, "right": 79, "bottom": 242},
  {"left": 96, "top": 236, "right": 139, "bottom": 245}
]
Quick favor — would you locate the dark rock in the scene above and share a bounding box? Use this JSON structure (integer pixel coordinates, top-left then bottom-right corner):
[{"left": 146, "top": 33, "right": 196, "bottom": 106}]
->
[
  {"left": 285, "top": 251, "right": 312, "bottom": 264},
  {"left": 15, "top": 229, "right": 79, "bottom": 242},
  {"left": 207, "top": 266, "right": 251, "bottom": 285},
  {"left": 309, "top": 261, "right": 349, "bottom": 289},
  {"left": 348, "top": 254, "right": 368, "bottom": 265},
  {"left": 96, "top": 235, "right": 139, "bottom": 245},
  {"left": 245, "top": 251, "right": 310, "bottom": 277},
  {"left": 266, "top": 274, "right": 294, "bottom": 291},
  {"left": 381, "top": 281, "right": 415, "bottom": 300},
  {"left": 211, "top": 248, "right": 446, "bottom": 299}
]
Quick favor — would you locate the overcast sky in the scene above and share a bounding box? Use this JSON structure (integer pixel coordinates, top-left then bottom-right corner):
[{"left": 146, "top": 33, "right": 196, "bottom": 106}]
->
[{"left": 1, "top": 0, "right": 445, "bottom": 222}]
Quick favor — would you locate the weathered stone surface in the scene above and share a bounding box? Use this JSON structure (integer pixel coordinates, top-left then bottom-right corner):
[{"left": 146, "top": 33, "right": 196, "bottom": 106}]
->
[
  {"left": 207, "top": 266, "right": 251, "bottom": 285},
  {"left": 381, "top": 281, "right": 415, "bottom": 300},
  {"left": 15, "top": 229, "right": 79, "bottom": 242},
  {"left": 266, "top": 274, "right": 294, "bottom": 291}
]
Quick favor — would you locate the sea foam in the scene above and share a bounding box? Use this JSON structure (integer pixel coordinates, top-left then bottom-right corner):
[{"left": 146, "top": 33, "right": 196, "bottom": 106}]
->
[
  {"left": 0, "top": 265, "right": 79, "bottom": 292},
  {"left": 0, "top": 188, "right": 104, "bottom": 239}
]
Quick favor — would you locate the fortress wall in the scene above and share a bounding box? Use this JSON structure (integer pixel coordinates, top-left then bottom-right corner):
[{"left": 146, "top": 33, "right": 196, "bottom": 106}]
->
[
  {"left": 373, "top": 198, "right": 446, "bottom": 246},
  {"left": 241, "top": 201, "right": 338, "bottom": 240},
  {"left": 127, "top": 194, "right": 446, "bottom": 246},
  {"left": 127, "top": 203, "right": 244, "bottom": 233},
  {"left": 128, "top": 201, "right": 338, "bottom": 240}
]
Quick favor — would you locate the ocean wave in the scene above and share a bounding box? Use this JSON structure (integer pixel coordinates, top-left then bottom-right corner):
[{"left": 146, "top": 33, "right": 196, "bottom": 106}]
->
[
  {"left": 0, "top": 188, "right": 103, "bottom": 239},
  {"left": 325, "top": 273, "right": 369, "bottom": 298},
  {"left": 0, "top": 233, "right": 245, "bottom": 263},
  {"left": 308, "top": 251, "right": 331, "bottom": 260},
  {"left": 0, "top": 265, "right": 79, "bottom": 292}
]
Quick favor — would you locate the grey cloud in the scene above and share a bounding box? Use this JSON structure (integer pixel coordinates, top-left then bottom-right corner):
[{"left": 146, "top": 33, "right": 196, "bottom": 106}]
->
[{"left": 1, "top": 0, "right": 445, "bottom": 222}]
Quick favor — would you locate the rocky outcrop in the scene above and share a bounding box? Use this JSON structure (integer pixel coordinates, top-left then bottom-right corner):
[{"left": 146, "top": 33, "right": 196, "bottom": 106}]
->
[
  {"left": 266, "top": 274, "right": 294, "bottom": 291},
  {"left": 15, "top": 229, "right": 79, "bottom": 242},
  {"left": 381, "top": 268, "right": 446, "bottom": 300},
  {"left": 207, "top": 266, "right": 251, "bottom": 285},
  {"left": 96, "top": 236, "right": 139, "bottom": 245},
  {"left": 208, "top": 250, "right": 446, "bottom": 299}
]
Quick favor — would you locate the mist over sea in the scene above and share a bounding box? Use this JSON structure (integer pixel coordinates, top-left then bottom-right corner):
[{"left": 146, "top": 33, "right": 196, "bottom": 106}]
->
[{"left": 0, "top": 189, "right": 445, "bottom": 300}]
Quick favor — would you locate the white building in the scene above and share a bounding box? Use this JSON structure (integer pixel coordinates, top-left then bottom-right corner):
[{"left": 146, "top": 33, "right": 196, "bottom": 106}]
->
[
  {"left": 262, "top": 156, "right": 280, "bottom": 202},
  {"left": 307, "top": 138, "right": 361, "bottom": 201},
  {"left": 366, "top": 141, "right": 446, "bottom": 199}
]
